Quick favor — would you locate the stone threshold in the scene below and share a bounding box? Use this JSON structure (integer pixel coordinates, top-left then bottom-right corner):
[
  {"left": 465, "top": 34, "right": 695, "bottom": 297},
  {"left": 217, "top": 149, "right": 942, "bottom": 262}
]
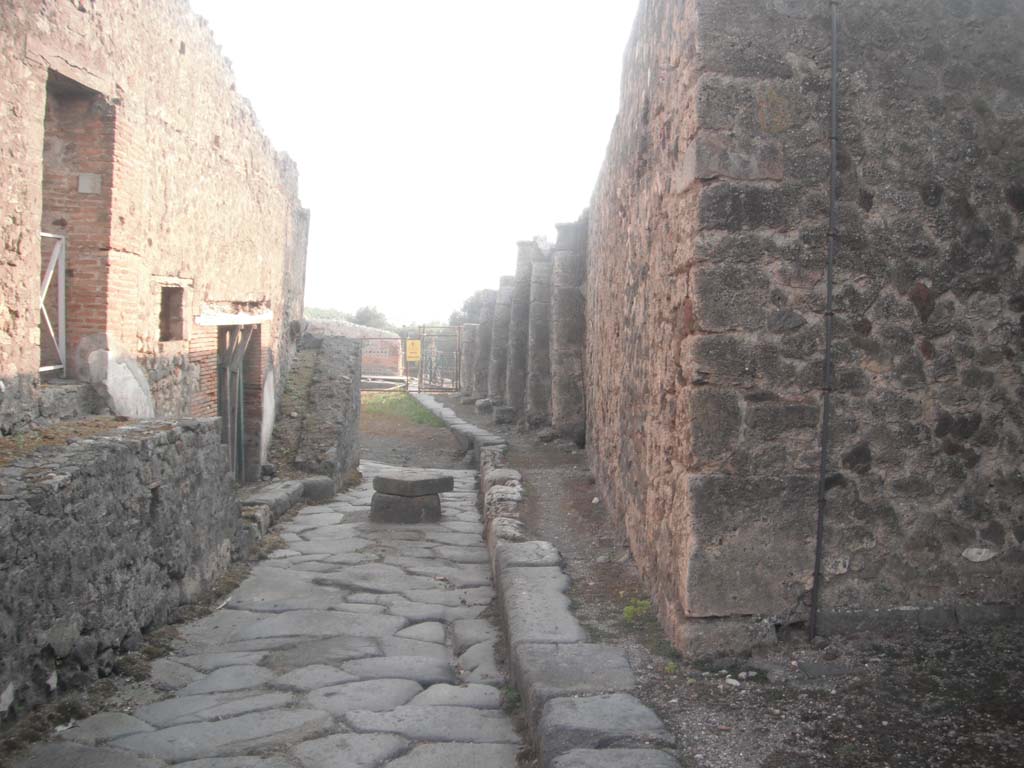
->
[{"left": 412, "top": 393, "right": 682, "bottom": 768}]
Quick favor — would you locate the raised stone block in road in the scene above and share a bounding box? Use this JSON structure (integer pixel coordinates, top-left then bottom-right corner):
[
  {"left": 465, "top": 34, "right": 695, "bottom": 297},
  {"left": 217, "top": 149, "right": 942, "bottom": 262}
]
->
[
  {"left": 370, "top": 492, "right": 442, "bottom": 523},
  {"left": 493, "top": 406, "right": 516, "bottom": 424},
  {"left": 373, "top": 469, "right": 455, "bottom": 497}
]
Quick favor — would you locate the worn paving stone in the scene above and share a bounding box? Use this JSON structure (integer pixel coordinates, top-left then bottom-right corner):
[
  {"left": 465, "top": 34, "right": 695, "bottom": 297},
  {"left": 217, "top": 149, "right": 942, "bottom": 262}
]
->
[
  {"left": 380, "top": 636, "right": 451, "bottom": 660},
  {"left": 496, "top": 540, "right": 562, "bottom": 570},
  {"left": 149, "top": 658, "right": 206, "bottom": 691},
  {"left": 539, "top": 694, "right": 673, "bottom": 764},
  {"left": 401, "top": 587, "right": 495, "bottom": 607},
  {"left": 394, "top": 621, "right": 446, "bottom": 644},
  {"left": 236, "top": 610, "right": 407, "bottom": 640},
  {"left": 435, "top": 545, "right": 490, "bottom": 564},
  {"left": 134, "top": 692, "right": 294, "bottom": 728},
  {"left": 501, "top": 567, "right": 588, "bottom": 649},
  {"left": 228, "top": 566, "right": 346, "bottom": 615},
  {"left": 111, "top": 709, "right": 333, "bottom": 762},
  {"left": 176, "top": 758, "right": 296, "bottom": 768},
  {"left": 452, "top": 619, "right": 500, "bottom": 654},
  {"left": 343, "top": 655, "right": 455, "bottom": 684},
  {"left": 373, "top": 469, "right": 455, "bottom": 497},
  {"left": 262, "top": 636, "right": 379, "bottom": 672},
  {"left": 314, "top": 563, "right": 439, "bottom": 593},
  {"left": 290, "top": 538, "right": 371, "bottom": 556},
  {"left": 410, "top": 683, "right": 502, "bottom": 709},
  {"left": 551, "top": 749, "right": 681, "bottom": 768},
  {"left": 59, "top": 712, "right": 153, "bottom": 745},
  {"left": 306, "top": 679, "right": 422, "bottom": 715},
  {"left": 173, "top": 652, "right": 268, "bottom": 672},
  {"left": 179, "top": 665, "right": 274, "bottom": 695},
  {"left": 292, "top": 733, "right": 410, "bottom": 768},
  {"left": 459, "top": 640, "right": 504, "bottom": 685},
  {"left": 12, "top": 742, "right": 166, "bottom": 768},
  {"left": 345, "top": 705, "right": 520, "bottom": 743},
  {"left": 273, "top": 664, "right": 356, "bottom": 690},
  {"left": 289, "top": 512, "right": 346, "bottom": 529},
  {"left": 384, "top": 742, "right": 520, "bottom": 768},
  {"left": 515, "top": 643, "right": 636, "bottom": 722}
]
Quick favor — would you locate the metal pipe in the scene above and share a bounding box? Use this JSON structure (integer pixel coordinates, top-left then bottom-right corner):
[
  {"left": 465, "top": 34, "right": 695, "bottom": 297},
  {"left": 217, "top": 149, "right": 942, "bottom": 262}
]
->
[{"left": 809, "top": 0, "right": 840, "bottom": 640}]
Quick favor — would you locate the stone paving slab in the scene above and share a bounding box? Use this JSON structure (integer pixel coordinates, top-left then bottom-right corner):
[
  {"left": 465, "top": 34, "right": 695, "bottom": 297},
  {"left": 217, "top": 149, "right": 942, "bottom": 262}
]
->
[
  {"left": 552, "top": 749, "right": 682, "bottom": 768},
  {"left": 515, "top": 643, "right": 637, "bottom": 723},
  {"left": 385, "top": 742, "right": 520, "bottom": 767},
  {"left": 500, "top": 566, "right": 588, "bottom": 649},
  {"left": 11, "top": 462, "right": 521, "bottom": 768},
  {"left": 538, "top": 694, "right": 674, "bottom": 766}
]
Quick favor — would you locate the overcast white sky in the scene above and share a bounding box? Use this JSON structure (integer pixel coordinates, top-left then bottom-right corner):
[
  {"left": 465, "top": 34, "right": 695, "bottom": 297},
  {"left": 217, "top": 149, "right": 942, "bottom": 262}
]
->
[{"left": 188, "top": 1, "right": 639, "bottom": 326}]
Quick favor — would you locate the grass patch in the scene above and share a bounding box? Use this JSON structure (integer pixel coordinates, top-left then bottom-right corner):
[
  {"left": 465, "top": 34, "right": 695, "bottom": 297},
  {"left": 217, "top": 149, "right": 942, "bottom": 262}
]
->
[{"left": 361, "top": 392, "right": 445, "bottom": 427}]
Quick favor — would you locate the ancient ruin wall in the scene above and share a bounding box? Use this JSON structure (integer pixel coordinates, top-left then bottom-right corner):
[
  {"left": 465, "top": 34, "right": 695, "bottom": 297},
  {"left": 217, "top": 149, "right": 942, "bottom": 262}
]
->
[
  {"left": 505, "top": 243, "right": 536, "bottom": 417},
  {"left": 526, "top": 251, "right": 553, "bottom": 427},
  {"left": 488, "top": 277, "right": 515, "bottom": 403},
  {"left": 0, "top": 419, "right": 238, "bottom": 721},
  {"left": 461, "top": 323, "right": 479, "bottom": 394},
  {"left": 550, "top": 220, "right": 587, "bottom": 444},
  {"left": 473, "top": 290, "right": 497, "bottom": 399},
  {"left": 0, "top": 0, "right": 308, "bottom": 430},
  {"left": 588, "top": 0, "right": 1024, "bottom": 649}
]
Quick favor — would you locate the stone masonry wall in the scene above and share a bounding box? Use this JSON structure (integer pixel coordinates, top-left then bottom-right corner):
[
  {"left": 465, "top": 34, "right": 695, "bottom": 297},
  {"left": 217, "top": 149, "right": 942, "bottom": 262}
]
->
[
  {"left": 473, "top": 290, "right": 497, "bottom": 400},
  {"left": 526, "top": 250, "right": 553, "bottom": 427},
  {"left": 587, "top": 0, "right": 1024, "bottom": 651},
  {"left": 505, "top": 243, "right": 535, "bottom": 418},
  {"left": 1, "top": 0, "right": 308, "bottom": 433},
  {"left": 0, "top": 419, "right": 239, "bottom": 721},
  {"left": 488, "top": 277, "right": 515, "bottom": 403},
  {"left": 550, "top": 219, "right": 588, "bottom": 444},
  {"left": 293, "top": 334, "right": 362, "bottom": 484}
]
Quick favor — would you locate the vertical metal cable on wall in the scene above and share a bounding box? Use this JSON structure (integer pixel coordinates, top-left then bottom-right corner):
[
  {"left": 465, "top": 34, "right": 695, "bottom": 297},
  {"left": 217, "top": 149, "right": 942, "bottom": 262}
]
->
[{"left": 808, "top": 0, "right": 840, "bottom": 639}]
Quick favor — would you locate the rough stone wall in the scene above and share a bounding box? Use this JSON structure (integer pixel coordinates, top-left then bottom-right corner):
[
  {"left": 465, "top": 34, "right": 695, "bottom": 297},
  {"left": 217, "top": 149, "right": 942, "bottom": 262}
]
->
[
  {"left": 587, "top": 0, "right": 1024, "bottom": 651},
  {"left": 526, "top": 250, "right": 553, "bottom": 427},
  {"left": 460, "top": 323, "right": 479, "bottom": 394},
  {"left": 550, "top": 220, "right": 587, "bottom": 444},
  {"left": 821, "top": 0, "right": 1024, "bottom": 616},
  {"left": 505, "top": 243, "right": 536, "bottom": 417},
  {"left": 0, "top": 0, "right": 308, "bottom": 433},
  {"left": 293, "top": 335, "right": 362, "bottom": 483},
  {"left": 0, "top": 418, "right": 238, "bottom": 721},
  {"left": 488, "top": 277, "right": 515, "bottom": 403},
  {"left": 473, "top": 290, "right": 497, "bottom": 400}
]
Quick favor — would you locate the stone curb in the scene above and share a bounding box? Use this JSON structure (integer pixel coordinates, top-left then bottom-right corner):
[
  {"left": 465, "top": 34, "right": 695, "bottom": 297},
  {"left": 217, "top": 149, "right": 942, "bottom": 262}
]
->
[{"left": 412, "top": 393, "right": 681, "bottom": 768}]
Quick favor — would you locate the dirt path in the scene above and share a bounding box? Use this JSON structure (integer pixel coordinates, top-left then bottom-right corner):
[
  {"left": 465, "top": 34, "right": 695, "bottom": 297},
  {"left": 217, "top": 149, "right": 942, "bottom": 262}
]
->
[
  {"left": 439, "top": 394, "right": 1024, "bottom": 768},
  {"left": 359, "top": 392, "right": 467, "bottom": 469}
]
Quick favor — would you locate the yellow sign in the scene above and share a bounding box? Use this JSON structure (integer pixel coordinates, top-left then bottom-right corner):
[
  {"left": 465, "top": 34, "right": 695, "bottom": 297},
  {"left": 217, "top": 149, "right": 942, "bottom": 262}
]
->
[{"left": 406, "top": 339, "right": 421, "bottom": 362}]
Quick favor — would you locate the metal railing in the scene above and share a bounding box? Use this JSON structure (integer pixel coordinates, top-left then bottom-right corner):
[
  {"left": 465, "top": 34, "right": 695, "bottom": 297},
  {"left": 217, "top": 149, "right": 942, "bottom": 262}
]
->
[{"left": 39, "top": 232, "right": 66, "bottom": 375}]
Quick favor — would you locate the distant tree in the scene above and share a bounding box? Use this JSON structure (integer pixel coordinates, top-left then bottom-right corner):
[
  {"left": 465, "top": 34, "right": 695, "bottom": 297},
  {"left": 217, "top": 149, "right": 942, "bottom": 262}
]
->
[
  {"left": 351, "top": 306, "right": 390, "bottom": 330},
  {"left": 449, "top": 289, "right": 491, "bottom": 326}
]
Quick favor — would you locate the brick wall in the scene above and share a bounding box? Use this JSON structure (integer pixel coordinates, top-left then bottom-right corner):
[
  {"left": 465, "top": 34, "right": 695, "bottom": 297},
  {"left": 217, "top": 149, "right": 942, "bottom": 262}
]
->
[
  {"left": 1, "top": 1, "right": 308, "bottom": 440},
  {"left": 587, "top": 0, "right": 1024, "bottom": 652}
]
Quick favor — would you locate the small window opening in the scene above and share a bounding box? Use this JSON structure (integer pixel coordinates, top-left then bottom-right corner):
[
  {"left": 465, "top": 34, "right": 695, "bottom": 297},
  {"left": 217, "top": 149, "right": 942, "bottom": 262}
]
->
[{"left": 159, "top": 286, "right": 184, "bottom": 341}]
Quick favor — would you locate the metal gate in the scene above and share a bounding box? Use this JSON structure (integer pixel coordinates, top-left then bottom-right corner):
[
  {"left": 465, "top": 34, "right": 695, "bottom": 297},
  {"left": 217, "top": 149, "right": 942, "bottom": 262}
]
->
[
  {"left": 356, "top": 327, "right": 462, "bottom": 393},
  {"left": 39, "top": 232, "right": 66, "bottom": 375},
  {"left": 414, "top": 325, "right": 461, "bottom": 393},
  {"left": 218, "top": 325, "right": 255, "bottom": 481}
]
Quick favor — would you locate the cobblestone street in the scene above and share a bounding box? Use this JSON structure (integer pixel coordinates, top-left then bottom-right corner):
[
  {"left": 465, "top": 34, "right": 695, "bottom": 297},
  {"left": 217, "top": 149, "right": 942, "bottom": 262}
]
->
[{"left": 13, "top": 462, "right": 521, "bottom": 767}]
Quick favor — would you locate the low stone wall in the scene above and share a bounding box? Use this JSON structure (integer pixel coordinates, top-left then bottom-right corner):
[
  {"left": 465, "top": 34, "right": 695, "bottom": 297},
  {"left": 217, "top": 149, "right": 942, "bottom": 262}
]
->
[
  {"left": 0, "top": 418, "right": 239, "bottom": 722},
  {"left": 293, "top": 334, "right": 361, "bottom": 484}
]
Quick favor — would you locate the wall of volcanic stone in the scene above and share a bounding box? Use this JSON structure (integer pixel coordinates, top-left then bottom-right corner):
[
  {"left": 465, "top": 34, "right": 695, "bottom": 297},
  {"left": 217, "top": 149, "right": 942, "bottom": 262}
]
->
[
  {"left": 0, "top": 419, "right": 238, "bottom": 722},
  {"left": 587, "top": 0, "right": 1024, "bottom": 651}
]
